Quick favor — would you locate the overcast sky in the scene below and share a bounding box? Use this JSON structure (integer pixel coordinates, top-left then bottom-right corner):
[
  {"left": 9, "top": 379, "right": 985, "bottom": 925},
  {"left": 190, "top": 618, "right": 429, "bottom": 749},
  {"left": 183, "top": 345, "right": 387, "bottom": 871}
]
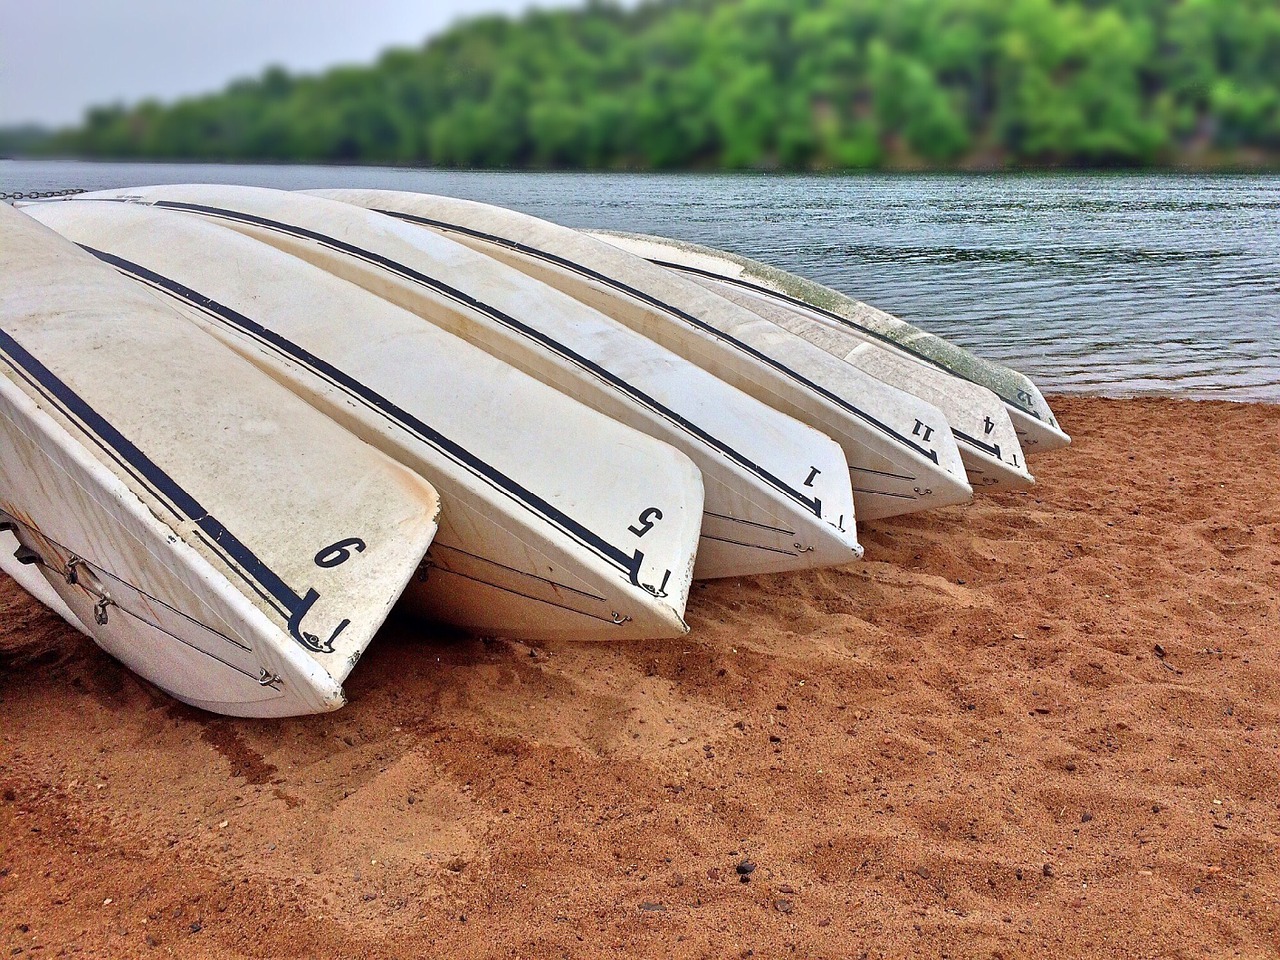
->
[{"left": 0, "top": 0, "right": 586, "bottom": 127}]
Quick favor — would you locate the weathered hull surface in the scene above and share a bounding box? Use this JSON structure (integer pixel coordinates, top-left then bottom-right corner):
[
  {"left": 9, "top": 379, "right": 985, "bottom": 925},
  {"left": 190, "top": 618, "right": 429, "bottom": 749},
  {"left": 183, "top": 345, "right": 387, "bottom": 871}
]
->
[
  {"left": 310, "top": 190, "right": 974, "bottom": 521},
  {"left": 587, "top": 229, "right": 1070, "bottom": 454},
  {"left": 0, "top": 527, "right": 88, "bottom": 632},
  {"left": 0, "top": 204, "right": 440, "bottom": 717},
  {"left": 647, "top": 263, "right": 1033, "bottom": 490},
  {"left": 68, "top": 185, "right": 862, "bottom": 579},
  {"left": 28, "top": 198, "right": 703, "bottom": 640}
]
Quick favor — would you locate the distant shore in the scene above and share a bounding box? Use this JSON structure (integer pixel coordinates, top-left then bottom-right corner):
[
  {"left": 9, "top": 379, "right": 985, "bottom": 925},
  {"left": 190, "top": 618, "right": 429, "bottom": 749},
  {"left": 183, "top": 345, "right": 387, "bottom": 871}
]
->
[
  {"left": 2, "top": 395, "right": 1276, "bottom": 958},
  {"left": 5, "top": 149, "right": 1279, "bottom": 174}
]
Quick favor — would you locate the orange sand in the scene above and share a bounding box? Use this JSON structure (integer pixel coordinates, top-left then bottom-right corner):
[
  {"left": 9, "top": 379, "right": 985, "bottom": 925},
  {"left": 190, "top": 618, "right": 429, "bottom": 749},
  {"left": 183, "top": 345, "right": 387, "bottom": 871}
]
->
[{"left": 1, "top": 395, "right": 1277, "bottom": 958}]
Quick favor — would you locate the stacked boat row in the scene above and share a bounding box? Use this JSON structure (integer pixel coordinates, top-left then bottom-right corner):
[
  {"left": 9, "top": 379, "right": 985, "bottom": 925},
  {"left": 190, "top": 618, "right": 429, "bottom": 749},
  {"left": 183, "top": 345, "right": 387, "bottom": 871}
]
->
[{"left": 0, "top": 186, "right": 1069, "bottom": 717}]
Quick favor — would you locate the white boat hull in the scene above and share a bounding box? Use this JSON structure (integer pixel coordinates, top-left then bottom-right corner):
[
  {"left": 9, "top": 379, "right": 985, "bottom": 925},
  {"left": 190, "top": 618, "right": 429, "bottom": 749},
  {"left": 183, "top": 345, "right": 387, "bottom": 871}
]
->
[
  {"left": 67, "top": 185, "right": 863, "bottom": 579},
  {"left": 28, "top": 198, "right": 705, "bottom": 641},
  {"left": 586, "top": 230, "right": 1070, "bottom": 454},
  {"left": 647, "top": 262, "right": 1034, "bottom": 490},
  {"left": 309, "top": 190, "right": 974, "bottom": 521},
  {"left": 1, "top": 205, "right": 440, "bottom": 717}
]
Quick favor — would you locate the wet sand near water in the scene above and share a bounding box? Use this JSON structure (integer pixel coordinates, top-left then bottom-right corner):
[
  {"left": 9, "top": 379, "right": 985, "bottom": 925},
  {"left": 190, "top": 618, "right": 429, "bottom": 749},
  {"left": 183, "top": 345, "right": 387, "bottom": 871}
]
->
[{"left": 1, "top": 395, "right": 1277, "bottom": 958}]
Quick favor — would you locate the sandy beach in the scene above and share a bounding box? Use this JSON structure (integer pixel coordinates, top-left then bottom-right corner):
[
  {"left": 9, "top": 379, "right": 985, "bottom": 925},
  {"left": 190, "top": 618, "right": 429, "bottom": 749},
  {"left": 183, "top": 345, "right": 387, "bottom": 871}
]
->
[{"left": 1, "top": 394, "right": 1276, "bottom": 959}]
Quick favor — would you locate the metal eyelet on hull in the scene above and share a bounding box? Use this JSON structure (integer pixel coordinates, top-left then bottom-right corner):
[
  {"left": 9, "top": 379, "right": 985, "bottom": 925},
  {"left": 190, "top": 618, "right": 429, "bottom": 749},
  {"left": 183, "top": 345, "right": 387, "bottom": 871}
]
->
[{"left": 93, "top": 595, "right": 115, "bottom": 625}]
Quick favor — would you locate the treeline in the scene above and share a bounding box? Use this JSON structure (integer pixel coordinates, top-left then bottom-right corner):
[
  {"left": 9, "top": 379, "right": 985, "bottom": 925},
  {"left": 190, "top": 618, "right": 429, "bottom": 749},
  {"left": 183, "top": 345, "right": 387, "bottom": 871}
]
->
[{"left": 37, "top": 0, "right": 1280, "bottom": 169}]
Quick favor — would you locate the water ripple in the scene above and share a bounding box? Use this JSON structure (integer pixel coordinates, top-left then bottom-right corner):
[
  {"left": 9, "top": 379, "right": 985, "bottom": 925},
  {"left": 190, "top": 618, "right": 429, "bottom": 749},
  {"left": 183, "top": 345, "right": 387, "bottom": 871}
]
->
[{"left": 5, "top": 161, "right": 1278, "bottom": 401}]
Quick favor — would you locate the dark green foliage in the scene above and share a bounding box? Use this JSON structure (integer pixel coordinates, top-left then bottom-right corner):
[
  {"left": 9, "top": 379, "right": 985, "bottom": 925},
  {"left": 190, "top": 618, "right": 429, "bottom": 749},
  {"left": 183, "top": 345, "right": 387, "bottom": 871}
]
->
[
  {"left": 0, "top": 124, "right": 53, "bottom": 157},
  {"left": 32, "top": 0, "right": 1280, "bottom": 168}
]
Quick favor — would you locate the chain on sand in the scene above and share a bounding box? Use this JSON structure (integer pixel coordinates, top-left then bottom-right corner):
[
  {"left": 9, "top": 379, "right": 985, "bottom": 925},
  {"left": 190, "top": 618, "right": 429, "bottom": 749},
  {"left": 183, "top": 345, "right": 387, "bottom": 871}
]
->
[{"left": 0, "top": 188, "right": 87, "bottom": 201}]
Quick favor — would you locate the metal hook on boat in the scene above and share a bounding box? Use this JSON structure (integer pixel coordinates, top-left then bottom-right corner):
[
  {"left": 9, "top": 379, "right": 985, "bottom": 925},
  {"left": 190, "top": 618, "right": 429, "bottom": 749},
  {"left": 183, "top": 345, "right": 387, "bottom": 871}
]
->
[
  {"left": 93, "top": 595, "right": 115, "bottom": 626},
  {"left": 13, "top": 545, "right": 43, "bottom": 566},
  {"left": 257, "top": 668, "right": 281, "bottom": 687},
  {"left": 609, "top": 611, "right": 632, "bottom": 625},
  {"left": 65, "top": 555, "right": 84, "bottom": 585},
  {"left": 415, "top": 557, "right": 435, "bottom": 583},
  {"left": 286, "top": 588, "right": 350, "bottom": 655},
  {"left": 642, "top": 568, "right": 673, "bottom": 599}
]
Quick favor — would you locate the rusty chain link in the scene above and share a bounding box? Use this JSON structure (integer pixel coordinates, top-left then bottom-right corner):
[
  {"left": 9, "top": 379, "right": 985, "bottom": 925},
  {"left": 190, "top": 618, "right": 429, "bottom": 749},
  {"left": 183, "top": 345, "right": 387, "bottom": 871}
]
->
[{"left": 0, "top": 188, "right": 86, "bottom": 201}]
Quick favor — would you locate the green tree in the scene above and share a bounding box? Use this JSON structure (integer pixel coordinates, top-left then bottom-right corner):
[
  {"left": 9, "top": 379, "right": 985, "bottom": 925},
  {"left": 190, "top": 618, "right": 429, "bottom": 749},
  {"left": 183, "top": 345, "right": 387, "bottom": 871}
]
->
[{"left": 41, "top": 0, "right": 1279, "bottom": 170}]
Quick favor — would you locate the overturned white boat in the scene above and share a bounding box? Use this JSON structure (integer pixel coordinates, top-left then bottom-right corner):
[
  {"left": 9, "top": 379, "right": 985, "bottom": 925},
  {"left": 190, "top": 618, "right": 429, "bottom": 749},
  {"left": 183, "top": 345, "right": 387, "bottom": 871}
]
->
[
  {"left": 309, "top": 189, "right": 974, "bottom": 521},
  {"left": 0, "top": 204, "right": 441, "bottom": 717},
  {"left": 66, "top": 185, "right": 862, "bottom": 578},
  {"left": 27, "top": 198, "right": 704, "bottom": 641},
  {"left": 590, "top": 232, "right": 1034, "bottom": 490},
  {"left": 585, "top": 230, "right": 1070, "bottom": 454}
]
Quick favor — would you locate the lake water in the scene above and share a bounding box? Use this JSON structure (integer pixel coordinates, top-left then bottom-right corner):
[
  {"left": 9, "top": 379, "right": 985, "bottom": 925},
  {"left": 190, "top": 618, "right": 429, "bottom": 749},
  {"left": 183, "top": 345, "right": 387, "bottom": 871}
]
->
[{"left": 5, "top": 159, "right": 1278, "bottom": 402}]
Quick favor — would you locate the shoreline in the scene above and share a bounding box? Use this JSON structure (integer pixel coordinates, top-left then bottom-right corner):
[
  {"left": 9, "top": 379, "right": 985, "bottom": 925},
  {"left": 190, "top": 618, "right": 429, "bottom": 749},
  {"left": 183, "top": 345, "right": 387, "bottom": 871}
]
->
[
  {"left": 2, "top": 395, "right": 1277, "bottom": 957},
  {"left": 7, "top": 154, "right": 1280, "bottom": 175}
]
